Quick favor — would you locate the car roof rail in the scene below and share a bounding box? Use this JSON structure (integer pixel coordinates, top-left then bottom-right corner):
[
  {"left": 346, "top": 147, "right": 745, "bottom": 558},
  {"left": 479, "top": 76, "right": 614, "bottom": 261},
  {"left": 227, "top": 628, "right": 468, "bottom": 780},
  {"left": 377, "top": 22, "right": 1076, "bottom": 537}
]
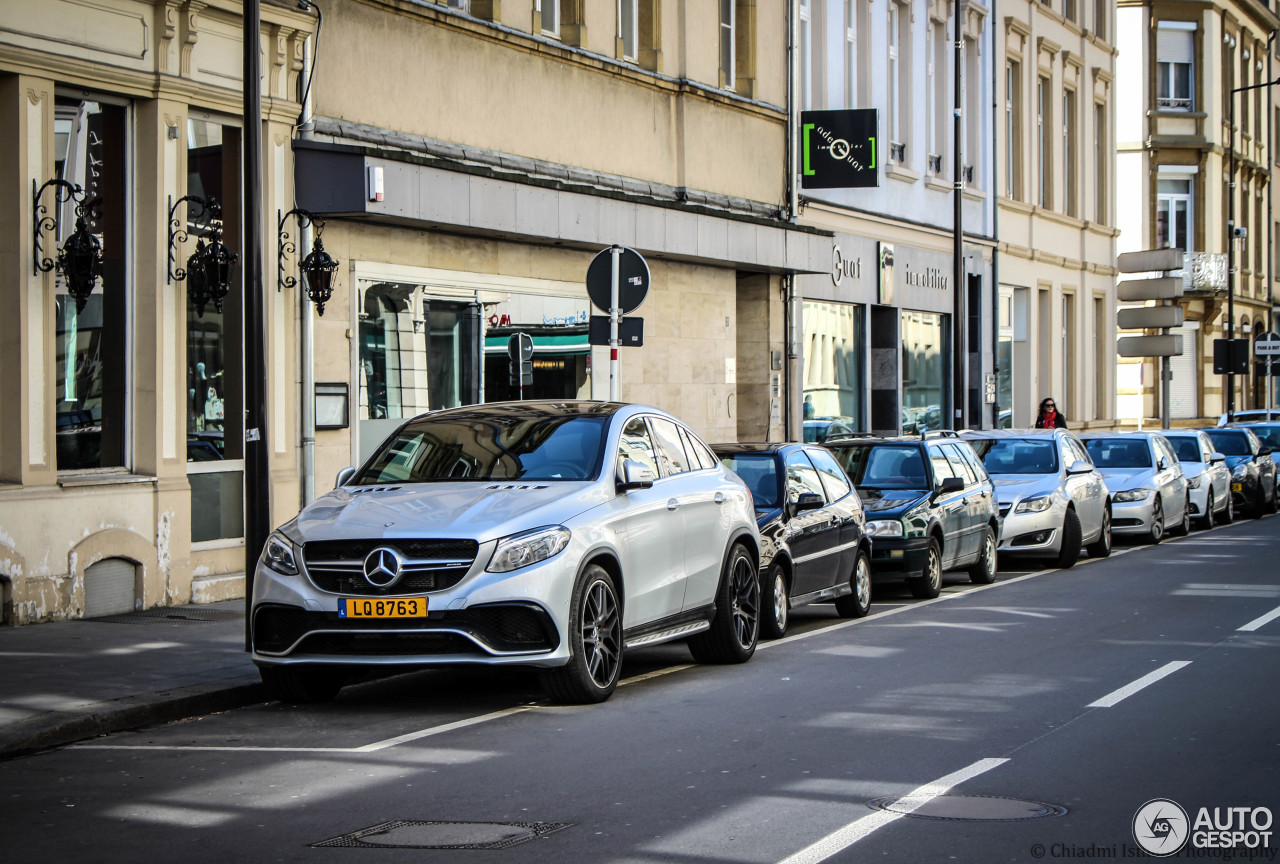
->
[{"left": 922, "top": 430, "right": 959, "bottom": 440}]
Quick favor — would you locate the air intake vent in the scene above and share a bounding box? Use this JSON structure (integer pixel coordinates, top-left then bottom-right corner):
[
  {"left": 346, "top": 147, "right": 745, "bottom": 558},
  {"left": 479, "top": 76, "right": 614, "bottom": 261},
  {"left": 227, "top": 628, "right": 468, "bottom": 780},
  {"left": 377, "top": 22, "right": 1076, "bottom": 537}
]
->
[
  {"left": 485, "top": 484, "right": 548, "bottom": 491},
  {"left": 351, "top": 485, "right": 402, "bottom": 494}
]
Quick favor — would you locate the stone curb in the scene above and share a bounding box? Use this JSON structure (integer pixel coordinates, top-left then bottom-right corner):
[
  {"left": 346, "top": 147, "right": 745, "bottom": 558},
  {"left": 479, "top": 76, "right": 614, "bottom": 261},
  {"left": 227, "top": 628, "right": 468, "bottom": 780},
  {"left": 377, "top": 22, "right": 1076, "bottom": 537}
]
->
[{"left": 0, "top": 675, "right": 266, "bottom": 760}]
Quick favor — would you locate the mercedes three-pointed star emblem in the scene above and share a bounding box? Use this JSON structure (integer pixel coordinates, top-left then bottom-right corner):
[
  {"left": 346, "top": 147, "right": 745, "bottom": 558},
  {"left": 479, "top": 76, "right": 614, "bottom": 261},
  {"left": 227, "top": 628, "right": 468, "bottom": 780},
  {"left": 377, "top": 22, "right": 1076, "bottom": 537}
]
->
[{"left": 362, "top": 546, "right": 404, "bottom": 588}]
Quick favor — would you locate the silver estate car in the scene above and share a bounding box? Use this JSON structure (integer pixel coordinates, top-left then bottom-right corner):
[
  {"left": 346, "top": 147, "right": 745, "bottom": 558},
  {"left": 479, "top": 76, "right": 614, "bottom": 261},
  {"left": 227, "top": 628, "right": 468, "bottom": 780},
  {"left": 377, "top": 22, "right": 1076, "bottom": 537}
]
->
[
  {"left": 963, "top": 429, "right": 1112, "bottom": 568},
  {"left": 250, "top": 401, "right": 761, "bottom": 705},
  {"left": 1161, "top": 429, "right": 1233, "bottom": 529},
  {"left": 1080, "top": 432, "right": 1191, "bottom": 543}
]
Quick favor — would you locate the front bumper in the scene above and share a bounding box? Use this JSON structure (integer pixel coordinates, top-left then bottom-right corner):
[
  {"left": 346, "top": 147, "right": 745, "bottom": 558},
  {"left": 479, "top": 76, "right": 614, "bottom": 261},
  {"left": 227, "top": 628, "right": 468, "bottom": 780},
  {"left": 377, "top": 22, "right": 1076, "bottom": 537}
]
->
[
  {"left": 250, "top": 537, "right": 579, "bottom": 669},
  {"left": 996, "top": 506, "right": 1063, "bottom": 556},
  {"left": 868, "top": 535, "right": 930, "bottom": 578},
  {"left": 1110, "top": 496, "right": 1158, "bottom": 535},
  {"left": 1229, "top": 476, "right": 1257, "bottom": 507}
]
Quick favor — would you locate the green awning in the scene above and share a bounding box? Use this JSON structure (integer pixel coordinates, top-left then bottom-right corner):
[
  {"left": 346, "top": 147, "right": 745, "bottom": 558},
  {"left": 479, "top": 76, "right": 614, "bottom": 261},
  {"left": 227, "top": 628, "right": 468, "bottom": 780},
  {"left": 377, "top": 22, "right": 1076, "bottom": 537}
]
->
[{"left": 484, "top": 332, "right": 590, "bottom": 355}]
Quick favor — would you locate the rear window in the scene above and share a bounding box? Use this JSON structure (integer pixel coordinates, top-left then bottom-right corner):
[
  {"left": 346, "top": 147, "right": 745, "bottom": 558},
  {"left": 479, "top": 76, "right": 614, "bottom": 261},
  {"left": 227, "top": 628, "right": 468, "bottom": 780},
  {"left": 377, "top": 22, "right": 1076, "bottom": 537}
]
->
[
  {"left": 969, "top": 438, "right": 1060, "bottom": 475},
  {"left": 719, "top": 453, "right": 780, "bottom": 509},
  {"left": 1084, "top": 438, "right": 1153, "bottom": 469}
]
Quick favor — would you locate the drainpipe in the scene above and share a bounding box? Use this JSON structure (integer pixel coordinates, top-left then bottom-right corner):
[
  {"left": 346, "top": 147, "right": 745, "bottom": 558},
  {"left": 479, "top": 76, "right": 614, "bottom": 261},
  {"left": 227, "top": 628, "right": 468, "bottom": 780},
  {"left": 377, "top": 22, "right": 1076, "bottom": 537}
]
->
[
  {"left": 991, "top": 7, "right": 1001, "bottom": 429},
  {"left": 298, "top": 3, "right": 319, "bottom": 505},
  {"left": 785, "top": 0, "right": 801, "bottom": 442}
]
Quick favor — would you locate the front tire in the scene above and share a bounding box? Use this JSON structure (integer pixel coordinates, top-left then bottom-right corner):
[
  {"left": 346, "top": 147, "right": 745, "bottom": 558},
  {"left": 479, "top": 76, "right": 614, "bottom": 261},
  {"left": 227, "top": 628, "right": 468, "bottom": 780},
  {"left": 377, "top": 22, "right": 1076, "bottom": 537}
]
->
[
  {"left": 1086, "top": 506, "right": 1113, "bottom": 558},
  {"left": 968, "top": 526, "right": 998, "bottom": 584},
  {"left": 1171, "top": 495, "right": 1191, "bottom": 536},
  {"left": 540, "top": 565, "right": 623, "bottom": 704},
  {"left": 259, "top": 665, "right": 343, "bottom": 703},
  {"left": 1220, "top": 491, "right": 1235, "bottom": 524},
  {"left": 834, "top": 548, "right": 873, "bottom": 617},
  {"left": 760, "top": 563, "right": 789, "bottom": 639},
  {"left": 908, "top": 538, "right": 943, "bottom": 599},
  {"left": 1198, "top": 491, "right": 1215, "bottom": 531},
  {"left": 688, "top": 543, "right": 759, "bottom": 664},
  {"left": 1054, "top": 508, "right": 1083, "bottom": 568},
  {"left": 1147, "top": 496, "right": 1165, "bottom": 544}
]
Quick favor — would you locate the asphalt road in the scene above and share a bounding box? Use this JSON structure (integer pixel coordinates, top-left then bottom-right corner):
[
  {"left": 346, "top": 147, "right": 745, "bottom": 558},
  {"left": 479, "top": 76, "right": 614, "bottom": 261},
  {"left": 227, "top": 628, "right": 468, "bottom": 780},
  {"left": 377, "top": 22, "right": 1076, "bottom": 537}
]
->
[{"left": 4, "top": 514, "right": 1279, "bottom": 864}]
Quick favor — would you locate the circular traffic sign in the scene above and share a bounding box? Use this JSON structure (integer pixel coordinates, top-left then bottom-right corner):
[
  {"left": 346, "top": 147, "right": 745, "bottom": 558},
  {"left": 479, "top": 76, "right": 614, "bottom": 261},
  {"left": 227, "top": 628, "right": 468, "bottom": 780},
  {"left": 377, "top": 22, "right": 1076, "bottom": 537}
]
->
[{"left": 586, "top": 246, "right": 650, "bottom": 315}]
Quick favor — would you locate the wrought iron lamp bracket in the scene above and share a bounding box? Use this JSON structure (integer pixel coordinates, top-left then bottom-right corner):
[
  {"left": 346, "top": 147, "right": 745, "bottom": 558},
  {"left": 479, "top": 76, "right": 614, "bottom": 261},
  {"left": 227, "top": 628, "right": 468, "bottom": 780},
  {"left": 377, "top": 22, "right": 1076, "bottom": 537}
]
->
[
  {"left": 277, "top": 207, "right": 326, "bottom": 292},
  {"left": 168, "top": 194, "right": 223, "bottom": 284}
]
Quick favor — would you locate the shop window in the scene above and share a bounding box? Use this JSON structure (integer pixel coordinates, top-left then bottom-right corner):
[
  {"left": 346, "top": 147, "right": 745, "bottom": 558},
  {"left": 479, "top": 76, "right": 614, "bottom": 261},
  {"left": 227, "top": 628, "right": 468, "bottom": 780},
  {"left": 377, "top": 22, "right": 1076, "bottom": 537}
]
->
[
  {"left": 901, "top": 310, "right": 947, "bottom": 433},
  {"left": 802, "top": 301, "right": 864, "bottom": 431},
  {"left": 185, "top": 117, "right": 244, "bottom": 543},
  {"left": 53, "top": 96, "right": 128, "bottom": 472}
]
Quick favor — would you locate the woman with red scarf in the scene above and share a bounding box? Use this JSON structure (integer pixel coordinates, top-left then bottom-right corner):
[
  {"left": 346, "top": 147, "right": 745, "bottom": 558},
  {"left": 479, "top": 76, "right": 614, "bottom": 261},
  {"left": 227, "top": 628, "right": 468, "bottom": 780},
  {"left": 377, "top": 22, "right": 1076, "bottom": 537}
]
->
[{"left": 1034, "top": 397, "right": 1067, "bottom": 428}]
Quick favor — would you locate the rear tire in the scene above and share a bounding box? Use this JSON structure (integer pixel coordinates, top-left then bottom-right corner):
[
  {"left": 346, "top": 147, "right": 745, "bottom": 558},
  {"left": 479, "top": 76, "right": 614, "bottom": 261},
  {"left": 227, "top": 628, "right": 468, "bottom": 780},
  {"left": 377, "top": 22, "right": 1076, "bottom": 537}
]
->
[
  {"left": 540, "top": 565, "right": 622, "bottom": 704},
  {"left": 908, "top": 538, "right": 943, "bottom": 599},
  {"left": 259, "top": 665, "right": 343, "bottom": 703},
  {"left": 760, "top": 563, "right": 789, "bottom": 639},
  {"left": 1054, "top": 508, "right": 1083, "bottom": 569},
  {"left": 968, "top": 526, "right": 998, "bottom": 584},
  {"left": 1085, "top": 506, "right": 1112, "bottom": 558},
  {"left": 834, "top": 548, "right": 873, "bottom": 617},
  {"left": 688, "top": 543, "right": 759, "bottom": 664}
]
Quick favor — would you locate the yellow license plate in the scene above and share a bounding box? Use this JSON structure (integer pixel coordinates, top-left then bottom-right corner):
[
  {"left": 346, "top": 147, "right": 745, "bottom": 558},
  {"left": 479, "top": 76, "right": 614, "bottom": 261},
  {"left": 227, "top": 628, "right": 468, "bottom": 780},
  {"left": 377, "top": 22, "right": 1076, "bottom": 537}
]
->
[
  {"left": 339, "top": 597, "right": 427, "bottom": 619},
  {"left": 1232, "top": 482, "right": 1243, "bottom": 493}
]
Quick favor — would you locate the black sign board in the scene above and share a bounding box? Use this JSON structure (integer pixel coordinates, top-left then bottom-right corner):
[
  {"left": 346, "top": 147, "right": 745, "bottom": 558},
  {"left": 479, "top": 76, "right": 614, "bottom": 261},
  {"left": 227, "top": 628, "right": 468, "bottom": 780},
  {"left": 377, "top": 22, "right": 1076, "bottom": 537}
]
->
[
  {"left": 1213, "top": 338, "right": 1252, "bottom": 375},
  {"left": 800, "top": 109, "right": 879, "bottom": 189},
  {"left": 586, "top": 246, "right": 650, "bottom": 315},
  {"left": 589, "top": 316, "right": 644, "bottom": 347}
]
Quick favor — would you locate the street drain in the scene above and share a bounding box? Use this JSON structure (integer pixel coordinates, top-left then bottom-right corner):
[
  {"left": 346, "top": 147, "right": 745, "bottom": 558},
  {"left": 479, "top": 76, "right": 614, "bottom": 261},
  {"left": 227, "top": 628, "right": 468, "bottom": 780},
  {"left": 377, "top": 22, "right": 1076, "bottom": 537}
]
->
[
  {"left": 868, "top": 794, "right": 1068, "bottom": 822},
  {"left": 311, "top": 820, "right": 572, "bottom": 850}
]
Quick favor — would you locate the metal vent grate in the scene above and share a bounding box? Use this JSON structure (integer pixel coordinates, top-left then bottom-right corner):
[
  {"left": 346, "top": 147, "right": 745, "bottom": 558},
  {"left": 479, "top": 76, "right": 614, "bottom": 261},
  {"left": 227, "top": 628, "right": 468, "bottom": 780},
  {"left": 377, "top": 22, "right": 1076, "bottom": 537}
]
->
[{"left": 312, "top": 821, "right": 572, "bottom": 850}]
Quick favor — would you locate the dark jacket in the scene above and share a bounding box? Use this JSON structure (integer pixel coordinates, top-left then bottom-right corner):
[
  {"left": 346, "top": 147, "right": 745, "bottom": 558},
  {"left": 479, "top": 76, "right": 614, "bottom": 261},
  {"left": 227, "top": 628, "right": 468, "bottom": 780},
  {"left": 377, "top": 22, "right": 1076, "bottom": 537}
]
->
[{"left": 1035, "top": 411, "right": 1067, "bottom": 429}]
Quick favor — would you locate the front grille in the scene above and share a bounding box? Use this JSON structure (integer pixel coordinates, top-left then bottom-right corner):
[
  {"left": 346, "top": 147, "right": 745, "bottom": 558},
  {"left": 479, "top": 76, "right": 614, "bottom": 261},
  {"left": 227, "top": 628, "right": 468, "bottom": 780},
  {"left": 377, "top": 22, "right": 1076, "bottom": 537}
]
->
[
  {"left": 252, "top": 603, "right": 556, "bottom": 657},
  {"left": 303, "top": 538, "right": 479, "bottom": 596}
]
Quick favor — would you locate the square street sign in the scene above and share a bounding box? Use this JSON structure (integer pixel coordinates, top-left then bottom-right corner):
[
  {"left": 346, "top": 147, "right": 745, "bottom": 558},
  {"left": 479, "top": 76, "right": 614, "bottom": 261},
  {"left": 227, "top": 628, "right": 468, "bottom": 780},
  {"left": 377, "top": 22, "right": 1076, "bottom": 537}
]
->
[{"left": 800, "top": 109, "right": 879, "bottom": 189}]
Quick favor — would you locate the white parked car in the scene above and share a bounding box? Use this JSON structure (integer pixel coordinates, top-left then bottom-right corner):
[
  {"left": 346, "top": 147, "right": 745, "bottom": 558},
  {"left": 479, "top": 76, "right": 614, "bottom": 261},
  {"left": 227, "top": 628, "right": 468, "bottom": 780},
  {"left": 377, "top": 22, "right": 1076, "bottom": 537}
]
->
[
  {"left": 251, "top": 401, "right": 762, "bottom": 705},
  {"left": 1080, "top": 432, "right": 1191, "bottom": 543},
  {"left": 963, "top": 429, "right": 1112, "bottom": 568},
  {"left": 1161, "top": 429, "right": 1233, "bottom": 529}
]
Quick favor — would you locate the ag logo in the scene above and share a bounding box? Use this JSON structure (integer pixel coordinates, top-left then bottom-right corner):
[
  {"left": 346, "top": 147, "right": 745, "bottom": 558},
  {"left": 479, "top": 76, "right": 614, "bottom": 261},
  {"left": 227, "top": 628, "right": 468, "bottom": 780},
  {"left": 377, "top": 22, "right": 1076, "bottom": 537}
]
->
[{"left": 1133, "top": 798, "right": 1190, "bottom": 856}]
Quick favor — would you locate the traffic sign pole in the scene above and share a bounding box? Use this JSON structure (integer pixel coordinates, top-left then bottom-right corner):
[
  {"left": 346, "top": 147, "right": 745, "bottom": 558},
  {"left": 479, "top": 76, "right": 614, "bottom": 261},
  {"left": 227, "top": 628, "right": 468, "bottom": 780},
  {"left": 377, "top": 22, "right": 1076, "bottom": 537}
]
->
[{"left": 609, "top": 245, "right": 621, "bottom": 401}]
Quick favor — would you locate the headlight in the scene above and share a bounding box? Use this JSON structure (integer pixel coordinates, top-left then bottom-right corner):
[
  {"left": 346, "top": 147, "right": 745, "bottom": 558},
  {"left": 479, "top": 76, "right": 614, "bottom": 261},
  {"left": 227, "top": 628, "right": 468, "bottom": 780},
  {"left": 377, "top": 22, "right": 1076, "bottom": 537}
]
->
[
  {"left": 1187, "top": 475, "right": 1202, "bottom": 489},
  {"left": 1014, "top": 495, "right": 1053, "bottom": 514},
  {"left": 262, "top": 532, "right": 299, "bottom": 575},
  {"left": 1112, "top": 488, "right": 1152, "bottom": 503},
  {"left": 486, "top": 526, "right": 571, "bottom": 573},
  {"left": 866, "top": 520, "right": 905, "bottom": 538},
  {"left": 1232, "top": 464, "right": 1248, "bottom": 479}
]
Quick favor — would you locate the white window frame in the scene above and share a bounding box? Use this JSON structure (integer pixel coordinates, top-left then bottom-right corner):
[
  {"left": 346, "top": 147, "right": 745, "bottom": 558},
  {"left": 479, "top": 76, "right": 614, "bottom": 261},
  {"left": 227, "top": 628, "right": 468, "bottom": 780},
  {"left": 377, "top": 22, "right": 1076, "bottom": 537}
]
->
[
  {"left": 845, "top": 0, "right": 858, "bottom": 108},
  {"left": 1063, "top": 88, "right": 1077, "bottom": 217},
  {"left": 1156, "top": 172, "right": 1194, "bottom": 252},
  {"left": 1037, "top": 75, "right": 1050, "bottom": 207},
  {"left": 540, "top": 0, "right": 560, "bottom": 38},
  {"left": 888, "top": 2, "right": 901, "bottom": 151},
  {"left": 800, "top": 0, "right": 812, "bottom": 108},
  {"left": 720, "top": 0, "right": 735, "bottom": 91},
  {"left": 1006, "top": 61, "right": 1017, "bottom": 197},
  {"left": 618, "top": 0, "right": 638, "bottom": 62}
]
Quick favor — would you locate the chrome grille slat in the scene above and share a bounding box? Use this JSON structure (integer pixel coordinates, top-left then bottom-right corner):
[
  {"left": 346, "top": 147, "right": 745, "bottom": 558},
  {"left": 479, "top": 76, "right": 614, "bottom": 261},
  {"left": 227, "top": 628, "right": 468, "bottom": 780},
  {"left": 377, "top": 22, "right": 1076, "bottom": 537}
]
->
[{"left": 302, "top": 538, "right": 479, "bottom": 596}]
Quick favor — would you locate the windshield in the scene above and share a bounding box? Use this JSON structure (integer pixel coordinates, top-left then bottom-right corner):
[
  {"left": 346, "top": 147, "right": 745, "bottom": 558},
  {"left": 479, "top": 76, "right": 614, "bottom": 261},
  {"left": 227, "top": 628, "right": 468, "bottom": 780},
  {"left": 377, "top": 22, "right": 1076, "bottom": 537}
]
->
[
  {"left": 969, "top": 438, "right": 1060, "bottom": 475},
  {"left": 719, "top": 453, "right": 780, "bottom": 509},
  {"left": 1084, "top": 438, "right": 1153, "bottom": 469},
  {"left": 831, "top": 444, "right": 928, "bottom": 489},
  {"left": 1168, "top": 437, "right": 1204, "bottom": 463},
  {"left": 355, "top": 415, "right": 608, "bottom": 483},
  {"left": 1205, "top": 430, "right": 1251, "bottom": 456}
]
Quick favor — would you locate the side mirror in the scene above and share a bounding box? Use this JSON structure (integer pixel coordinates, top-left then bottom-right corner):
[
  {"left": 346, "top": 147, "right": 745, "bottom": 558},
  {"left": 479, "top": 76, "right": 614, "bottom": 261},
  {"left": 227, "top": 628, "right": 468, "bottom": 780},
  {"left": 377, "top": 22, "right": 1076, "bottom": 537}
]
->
[
  {"left": 335, "top": 466, "right": 356, "bottom": 488},
  {"left": 617, "top": 459, "right": 656, "bottom": 491},
  {"left": 791, "top": 491, "right": 825, "bottom": 513},
  {"left": 937, "top": 476, "right": 965, "bottom": 495},
  {"left": 1209, "top": 452, "right": 1226, "bottom": 464},
  {"left": 1067, "top": 459, "right": 1094, "bottom": 475},
  {"left": 1157, "top": 457, "right": 1169, "bottom": 471}
]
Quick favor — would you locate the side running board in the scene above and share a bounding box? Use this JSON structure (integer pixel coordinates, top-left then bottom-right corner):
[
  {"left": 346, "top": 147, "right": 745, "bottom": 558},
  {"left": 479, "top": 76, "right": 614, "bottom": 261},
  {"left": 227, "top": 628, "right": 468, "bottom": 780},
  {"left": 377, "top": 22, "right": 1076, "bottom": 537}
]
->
[{"left": 624, "top": 620, "right": 711, "bottom": 650}]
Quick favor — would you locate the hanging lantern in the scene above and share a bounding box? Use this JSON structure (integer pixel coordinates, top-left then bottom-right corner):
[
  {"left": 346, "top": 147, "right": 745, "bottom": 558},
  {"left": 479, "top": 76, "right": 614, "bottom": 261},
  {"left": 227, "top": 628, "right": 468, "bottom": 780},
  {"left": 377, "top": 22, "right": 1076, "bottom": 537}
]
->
[
  {"left": 300, "top": 236, "right": 339, "bottom": 316},
  {"left": 200, "top": 227, "right": 238, "bottom": 314},
  {"left": 187, "top": 239, "right": 212, "bottom": 318},
  {"left": 58, "top": 215, "right": 104, "bottom": 314}
]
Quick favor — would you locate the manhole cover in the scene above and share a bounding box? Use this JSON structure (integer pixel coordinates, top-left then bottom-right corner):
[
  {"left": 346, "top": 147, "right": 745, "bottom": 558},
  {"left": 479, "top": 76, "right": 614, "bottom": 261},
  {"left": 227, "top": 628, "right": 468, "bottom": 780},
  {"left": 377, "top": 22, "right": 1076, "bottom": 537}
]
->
[
  {"left": 868, "top": 794, "right": 1067, "bottom": 822},
  {"left": 311, "top": 821, "right": 572, "bottom": 850}
]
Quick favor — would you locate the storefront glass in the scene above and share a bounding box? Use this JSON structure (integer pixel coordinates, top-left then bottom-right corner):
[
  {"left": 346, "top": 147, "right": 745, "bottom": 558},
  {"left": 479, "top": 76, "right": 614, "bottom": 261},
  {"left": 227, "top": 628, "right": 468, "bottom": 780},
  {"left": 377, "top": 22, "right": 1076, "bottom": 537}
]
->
[
  {"left": 801, "top": 301, "right": 864, "bottom": 431},
  {"left": 185, "top": 117, "right": 244, "bottom": 542},
  {"left": 901, "top": 310, "right": 947, "bottom": 432},
  {"left": 482, "top": 294, "right": 591, "bottom": 402},
  {"left": 52, "top": 96, "right": 128, "bottom": 471}
]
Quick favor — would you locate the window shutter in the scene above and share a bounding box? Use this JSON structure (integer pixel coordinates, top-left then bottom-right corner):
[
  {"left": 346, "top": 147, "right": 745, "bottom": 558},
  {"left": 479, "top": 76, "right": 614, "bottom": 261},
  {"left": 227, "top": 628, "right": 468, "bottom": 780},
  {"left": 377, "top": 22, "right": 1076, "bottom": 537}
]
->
[{"left": 1157, "top": 28, "right": 1194, "bottom": 65}]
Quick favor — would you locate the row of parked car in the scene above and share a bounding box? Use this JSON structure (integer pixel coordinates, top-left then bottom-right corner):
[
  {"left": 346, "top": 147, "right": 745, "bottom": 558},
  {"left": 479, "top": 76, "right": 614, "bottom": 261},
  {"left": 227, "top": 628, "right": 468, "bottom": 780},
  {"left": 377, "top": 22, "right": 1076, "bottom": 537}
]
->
[{"left": 246, "top": 401, "right": 1279, "bottom": 706}]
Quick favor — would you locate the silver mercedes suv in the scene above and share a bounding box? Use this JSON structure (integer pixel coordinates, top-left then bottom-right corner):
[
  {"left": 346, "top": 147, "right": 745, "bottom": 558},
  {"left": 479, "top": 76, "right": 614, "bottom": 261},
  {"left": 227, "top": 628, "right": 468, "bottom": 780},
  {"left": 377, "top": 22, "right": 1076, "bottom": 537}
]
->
[{"left": 250, "top": 401, "right": 761, "bottom": 705}]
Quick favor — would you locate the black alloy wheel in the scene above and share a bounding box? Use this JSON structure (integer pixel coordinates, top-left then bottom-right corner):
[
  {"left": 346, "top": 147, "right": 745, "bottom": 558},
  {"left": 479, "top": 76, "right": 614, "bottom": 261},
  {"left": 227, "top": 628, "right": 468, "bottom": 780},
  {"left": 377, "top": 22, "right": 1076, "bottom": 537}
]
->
[
  {"left": 541, "top": 565, "right": 622, "bottom": 704},
  {"left": 688, "top": 543, "right": 759, "bottom": 663},
  {"left": 834, "top": 548, "right": 873, "bottom": 617}
]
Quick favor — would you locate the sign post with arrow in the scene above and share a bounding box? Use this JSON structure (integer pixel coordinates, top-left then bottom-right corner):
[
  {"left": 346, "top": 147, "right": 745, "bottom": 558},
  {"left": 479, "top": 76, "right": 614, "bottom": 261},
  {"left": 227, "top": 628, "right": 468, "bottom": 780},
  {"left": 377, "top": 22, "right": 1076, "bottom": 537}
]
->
[{"left": 586, "top": 245, "right": 650, "bottom": 401}]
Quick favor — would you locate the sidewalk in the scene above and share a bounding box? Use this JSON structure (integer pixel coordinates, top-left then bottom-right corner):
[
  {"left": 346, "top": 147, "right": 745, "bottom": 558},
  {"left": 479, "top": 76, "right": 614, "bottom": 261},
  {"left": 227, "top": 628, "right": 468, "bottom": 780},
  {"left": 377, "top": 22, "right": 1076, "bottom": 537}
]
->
[{"left": 0, "top": 598, "right": 266, "bottom": 759}]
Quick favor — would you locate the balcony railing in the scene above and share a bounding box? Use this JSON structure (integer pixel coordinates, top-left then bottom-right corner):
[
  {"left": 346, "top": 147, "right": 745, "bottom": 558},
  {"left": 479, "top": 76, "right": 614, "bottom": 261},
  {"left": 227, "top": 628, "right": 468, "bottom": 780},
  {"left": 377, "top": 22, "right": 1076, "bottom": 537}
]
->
[
  {"left": 1183, "top": 251, "right": 1228, "bottom": 294},
  {"left": 1157, "top": 97, "right": 1193, "bottom": 111},
  {"left": 927, "top": 154, "right": 942, "bottom": 174},
  {"left": 890, "top": 141, "right": 907, "bottom": 163}
]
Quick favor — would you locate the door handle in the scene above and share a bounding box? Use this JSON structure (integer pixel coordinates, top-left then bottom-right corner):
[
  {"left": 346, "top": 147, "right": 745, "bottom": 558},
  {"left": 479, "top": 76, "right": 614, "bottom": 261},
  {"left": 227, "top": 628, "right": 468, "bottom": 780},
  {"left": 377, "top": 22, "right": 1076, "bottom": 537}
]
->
[
  {"left": 714, "top": 492, "right": 727, "bottom": 505},
  {"left": 667, "top": 498, "right": 680, "bottom": 511}
]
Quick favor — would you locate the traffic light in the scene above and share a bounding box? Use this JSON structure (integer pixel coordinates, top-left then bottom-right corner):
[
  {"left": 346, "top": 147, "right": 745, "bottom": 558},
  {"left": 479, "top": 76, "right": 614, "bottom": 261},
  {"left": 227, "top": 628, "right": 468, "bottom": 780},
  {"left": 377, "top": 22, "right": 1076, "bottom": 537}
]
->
[{"left": 508, "top": 333, "right": 533, "bottom": 388}]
